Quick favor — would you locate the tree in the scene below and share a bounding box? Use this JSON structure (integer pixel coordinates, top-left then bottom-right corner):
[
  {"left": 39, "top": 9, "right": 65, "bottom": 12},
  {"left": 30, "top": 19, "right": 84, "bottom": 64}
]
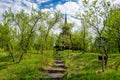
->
[
  {"left": 105, "top": 7, "right": 120, "bottom": 53},
  {"left": 78, "top": 0, "right": 111, "bottom": 72},
  {"left": 80, "top": 11, "right": 90, "bottom": 53},
  {"left": 2, "top": 8, "right": 48, "bottom": 63},
  {"left": 76, "top": 0, "right": 96, "bottom": 53},
  {"left": 36, "top": 11, "right": 61, "bottom": 54},
  {"left": 0, "top": 23, "right": 15, "bottom": 62},
  {"left": 71, "top": 31, "right": 83, "bottom": 51},
  {"left": 1, "top": 9, "right": 17, "bottom": 62}
]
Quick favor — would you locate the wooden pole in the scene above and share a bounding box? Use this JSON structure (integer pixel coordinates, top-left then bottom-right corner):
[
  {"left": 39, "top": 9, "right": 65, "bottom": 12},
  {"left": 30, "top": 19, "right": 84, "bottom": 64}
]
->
[{"left": 100, "top": 37, "right": 105, "bottom": 72}]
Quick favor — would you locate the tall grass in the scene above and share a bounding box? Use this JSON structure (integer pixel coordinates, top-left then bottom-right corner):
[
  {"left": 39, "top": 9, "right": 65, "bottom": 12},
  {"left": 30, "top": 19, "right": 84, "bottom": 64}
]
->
[
  {"left": 0, "top": 50, "right": 54, "bottom": 80},
  {"left": 60, "top": 51, "right": 120, "bottom": 80}
]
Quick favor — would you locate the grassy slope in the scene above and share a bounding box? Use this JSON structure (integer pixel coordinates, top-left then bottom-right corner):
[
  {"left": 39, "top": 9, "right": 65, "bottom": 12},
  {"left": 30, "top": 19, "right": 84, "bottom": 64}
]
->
[
  {"left": 61, "top": 51, "right": 120, "bottom": 80},
  {"left": 0, "top": 50, "right": 54, "bottom": 80},
  {"left": 0, "top": 50, "right": 120, "bottom": 80}
]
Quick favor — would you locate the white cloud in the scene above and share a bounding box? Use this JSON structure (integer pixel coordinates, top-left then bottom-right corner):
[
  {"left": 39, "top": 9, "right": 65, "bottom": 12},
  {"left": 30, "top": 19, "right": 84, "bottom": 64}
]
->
[
  {"left": 112, "top": 0, "right": 120, "bottom": 6},
  {"left": 0, "top": 0, "right": 120, "bottom": 33},
  {"left": 55, "top": 0, "right": 120, "bottom": 32},
  {"left": 36, "top": 0, "right": 50, "bottom": 4},
  {"left": 55, "top": 1, "right": 81, "bottom": 32},
  {"left": 0, "top": 0, "right": 38, "bottom": 22},
  {"left": 68, "top": 16, "right": 81, "bottom": 32},
  {"left": 56, "top": 1, "right": 80, "bottom": 16}
]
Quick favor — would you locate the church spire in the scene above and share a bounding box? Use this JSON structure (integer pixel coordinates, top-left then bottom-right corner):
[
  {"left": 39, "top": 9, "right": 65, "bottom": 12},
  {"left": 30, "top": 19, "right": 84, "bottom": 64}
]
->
[{"left": 65, "top": 14, "right": 67, "bottom": 24}]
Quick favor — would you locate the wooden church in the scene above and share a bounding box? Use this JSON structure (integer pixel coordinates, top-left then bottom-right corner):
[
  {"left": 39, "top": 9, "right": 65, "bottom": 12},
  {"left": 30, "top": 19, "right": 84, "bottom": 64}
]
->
[{"left": 54, "top": 14, "right": 72, "bottom": 50}]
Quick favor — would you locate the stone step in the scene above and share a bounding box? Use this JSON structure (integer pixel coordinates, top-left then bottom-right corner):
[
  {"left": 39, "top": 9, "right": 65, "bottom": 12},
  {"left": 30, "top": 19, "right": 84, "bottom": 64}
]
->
[
  {"left": 47, "top": 68, "right": 66, "bottom": 73},
  {"left": 54, "top": 60, "right": 65, "bottom": 64},
  {"left": 53, "top": 63, "right": 65, "bottom": 68},
  {"left": 43, "top": 73, "right": 65, "bottom": 79}
]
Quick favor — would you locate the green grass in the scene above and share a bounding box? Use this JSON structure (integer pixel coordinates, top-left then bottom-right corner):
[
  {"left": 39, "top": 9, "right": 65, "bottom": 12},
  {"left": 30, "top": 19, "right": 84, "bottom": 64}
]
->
[
  {"left": 0, "top": 50, "right": 54, "bottom": 80},
  {"left": 59, "top": 51, "right": 120, "bottom": 80},
  {"left": 1, "top": 50, "right": 120, "bottom": 80}
]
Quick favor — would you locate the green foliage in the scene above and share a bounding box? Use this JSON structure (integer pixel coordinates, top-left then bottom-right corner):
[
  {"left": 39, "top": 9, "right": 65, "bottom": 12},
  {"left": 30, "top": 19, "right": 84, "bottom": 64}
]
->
[
  {"left": 80, "top": 0, "right": 111, "bottom": 36},
  {"left": 105, "top": 8, "right": 120, "bottom": 53},
  {"left": 76, "top": 0, "right": 111, "bottom": 53},
  {"left": 71, "top": 29, "right": 92, "bottom": 52},
  {"left": 0, "top": 8, "right": 61, "bottom": 62},
  {"left": 0, "top": 23, "right": 10, "bottom": 49}
]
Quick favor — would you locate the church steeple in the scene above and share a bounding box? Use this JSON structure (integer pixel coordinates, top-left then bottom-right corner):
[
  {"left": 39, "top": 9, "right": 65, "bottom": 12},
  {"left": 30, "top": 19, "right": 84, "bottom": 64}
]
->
[
  {"left": 55, "top": 13, "right": 72, "bottom": 50},
  {"left": 65, "top": 14, "right": 67, "bottom": 24}
]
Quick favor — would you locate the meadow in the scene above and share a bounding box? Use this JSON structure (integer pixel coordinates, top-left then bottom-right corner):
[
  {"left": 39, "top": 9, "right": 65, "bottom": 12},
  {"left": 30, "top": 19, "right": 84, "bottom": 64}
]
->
[{"left": 0, "top": 50, "right": 120, "bottom": 80}]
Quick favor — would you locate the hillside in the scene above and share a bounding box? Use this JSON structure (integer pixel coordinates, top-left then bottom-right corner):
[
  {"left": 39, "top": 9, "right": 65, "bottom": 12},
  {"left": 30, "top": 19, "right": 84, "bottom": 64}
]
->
[{"left": 0, "top": 50, "right": 120, "bottom": 80}]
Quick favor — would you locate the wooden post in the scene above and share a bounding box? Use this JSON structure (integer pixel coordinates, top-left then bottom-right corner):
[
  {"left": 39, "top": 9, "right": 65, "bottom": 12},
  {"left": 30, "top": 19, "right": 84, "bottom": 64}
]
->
[
  {"left": 95, "top": 37, "right": 109, "bottom": 72},
  {"left": 102, "top": 48, "right": 105, "bottom": 72},
  {"left": 100, "top": 37, "right": 105, "bottom": 72}
]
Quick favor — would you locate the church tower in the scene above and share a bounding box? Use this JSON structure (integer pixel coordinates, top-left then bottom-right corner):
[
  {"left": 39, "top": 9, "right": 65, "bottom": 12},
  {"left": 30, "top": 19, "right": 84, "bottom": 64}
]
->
[{"left": 55, "top": 14, "right": 72, "bottom": 50}]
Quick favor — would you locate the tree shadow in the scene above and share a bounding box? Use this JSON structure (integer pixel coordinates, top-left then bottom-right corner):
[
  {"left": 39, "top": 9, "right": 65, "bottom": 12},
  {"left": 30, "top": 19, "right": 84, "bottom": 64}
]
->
[
  {"left": 0, "top": 62, "right": 14, "bottom": 70},
  {"left": 0, "top": 56, "right": 12, "bottom": 62}
]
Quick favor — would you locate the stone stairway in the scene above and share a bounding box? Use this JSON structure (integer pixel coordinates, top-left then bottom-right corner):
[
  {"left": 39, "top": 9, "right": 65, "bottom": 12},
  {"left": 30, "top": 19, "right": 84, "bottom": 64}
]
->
[{"left": 41, "top": 53, "right": 66, "bottom": 79}]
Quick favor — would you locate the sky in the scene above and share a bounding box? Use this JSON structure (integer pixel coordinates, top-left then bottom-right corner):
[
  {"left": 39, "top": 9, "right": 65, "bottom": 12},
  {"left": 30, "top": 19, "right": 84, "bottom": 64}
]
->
[
  {"left": 0, "top": 0, "right": 120, "bottom": 32},
  {"left": 0, "top": 0, "right": 79, "bottom": 18}
]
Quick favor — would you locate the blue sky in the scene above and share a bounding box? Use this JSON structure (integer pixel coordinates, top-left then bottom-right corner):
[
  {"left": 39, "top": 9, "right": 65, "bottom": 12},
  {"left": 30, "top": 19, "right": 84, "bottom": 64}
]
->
[
  {"left": 0, "top": 0, "right": 79, "bottom": 16},
  {"left": 39, "top": 0, "right": 78, "bottom": 9},
  {"left": 0, "top": 0, "right": 119, "bottom": 18},
  {"left": 26, "top": 0, "right": 78, "bottom": 8},
  {"left": 0, "top": 0, "right": 80, "bottom": 22},
  {"left": 0, "top": 0, "right": 120, "bottom": 32}
]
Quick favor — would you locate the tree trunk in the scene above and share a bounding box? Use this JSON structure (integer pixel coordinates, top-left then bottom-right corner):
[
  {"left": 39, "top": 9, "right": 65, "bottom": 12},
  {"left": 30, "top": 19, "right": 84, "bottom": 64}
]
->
[
  {"left": 7, "top": 44, "right": 15, "bottom": 62},
  {"left": 18, "top": 51, "right": 24, "bottom": 63},
  {"left": 41, "top": 43, "right": 44, "bottom": 54},
  {"left": 82, "top": 25, "right": 86, "bottom": 54},
  {"left": 118, "top": 39, "right": 120, "bottom": 53},
  {"left": 9, "top": 50, "right": 15, "bottom": 62},
  {"left": 103, "top": 47, "right": 108, "bottom": 66}
]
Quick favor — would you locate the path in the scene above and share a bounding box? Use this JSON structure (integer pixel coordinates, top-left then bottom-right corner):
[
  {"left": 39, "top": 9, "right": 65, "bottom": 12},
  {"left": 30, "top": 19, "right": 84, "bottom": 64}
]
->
[{"left": 41, "top": 53, "right": 67, "bottom": 79}]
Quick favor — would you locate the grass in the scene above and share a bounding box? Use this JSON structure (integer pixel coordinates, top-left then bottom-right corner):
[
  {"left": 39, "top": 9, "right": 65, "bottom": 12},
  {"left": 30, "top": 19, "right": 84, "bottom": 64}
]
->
[
  {"left": 59, "top": 51, "right": 120, "bottom": 80},
  {"left": 0, "top": 50, "right": 54, "bottom": 80},
  {"left": 1, "top": 50, "right": 120, "bottom": 80}
]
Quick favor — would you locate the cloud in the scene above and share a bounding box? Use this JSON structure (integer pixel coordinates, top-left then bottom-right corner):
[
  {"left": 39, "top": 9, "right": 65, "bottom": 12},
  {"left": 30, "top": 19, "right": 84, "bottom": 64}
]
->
[
  {"left": 56, "top": 1, "right": 79, "bottom": 16},
  {"left": 55, "top": 1, "right": 81, "bottom": 32},
  {"left": 0, "top": 0, "right": 120, "bottom": 32},
  {"left": 36, "top": 0, "right": 50, "bottom": 4},
  {"left": 112, "top": 0, "right": 120, "bottom": 6},
  {"left": 0, "top": 0, "right": 38, "bottom": 22},
  {"left": 55, "top": 0, "right": 120, "bottom": 33}
]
